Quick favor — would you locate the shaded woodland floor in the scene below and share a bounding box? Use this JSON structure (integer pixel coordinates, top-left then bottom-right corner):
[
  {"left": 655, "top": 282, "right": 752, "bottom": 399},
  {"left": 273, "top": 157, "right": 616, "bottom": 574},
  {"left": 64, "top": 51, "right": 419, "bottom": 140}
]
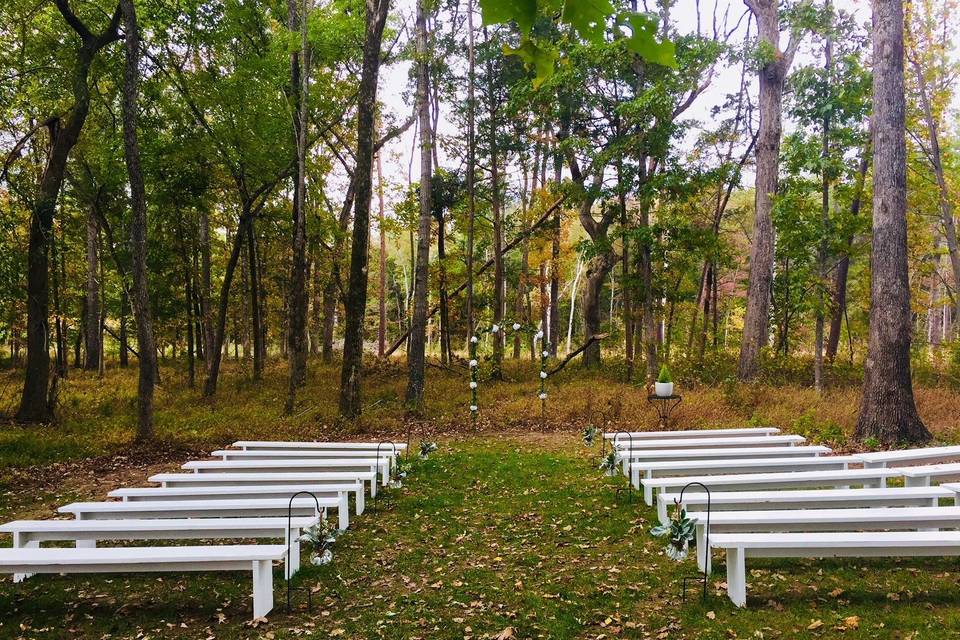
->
[{"left": 2, "top": 361, "right": 960, "bottom": 638}]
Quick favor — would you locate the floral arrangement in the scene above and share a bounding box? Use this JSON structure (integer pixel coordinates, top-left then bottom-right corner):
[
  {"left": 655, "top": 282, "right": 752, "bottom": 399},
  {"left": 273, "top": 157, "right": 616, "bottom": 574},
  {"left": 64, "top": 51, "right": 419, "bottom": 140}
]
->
[
  {"left": 582, "top": 425, "right": 597, "bottom": 446},
  {"left": 299, "top": 517, "right": 338, "bottom": 566},
  {"left": 650, "top": 502, "right": 697, "bottom": 561},
  {"left": 419, "top": 441, "right": 438, "bottom": 459},
  {"left": 390, "top": 456, "right": 412, "bottom": 488},
  {"left": 599, "top": 450, "right": 620, "bottom": 476}
]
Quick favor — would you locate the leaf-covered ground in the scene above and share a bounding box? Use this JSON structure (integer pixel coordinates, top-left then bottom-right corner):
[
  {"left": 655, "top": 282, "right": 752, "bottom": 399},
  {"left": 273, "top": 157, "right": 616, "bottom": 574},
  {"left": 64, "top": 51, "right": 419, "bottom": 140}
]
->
[{"left": 4, "top": 434, "right": 960, "bottom": 639}]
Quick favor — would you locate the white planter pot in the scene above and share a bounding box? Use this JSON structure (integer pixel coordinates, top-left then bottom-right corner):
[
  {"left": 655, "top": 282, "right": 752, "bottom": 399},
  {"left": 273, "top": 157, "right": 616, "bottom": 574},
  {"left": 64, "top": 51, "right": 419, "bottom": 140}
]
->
[
  {"left": 604, "top": 467, "right": 619, "bottom": 477},
  {"left": 654, "top": 382, "right": 674, "bottom": 397}
]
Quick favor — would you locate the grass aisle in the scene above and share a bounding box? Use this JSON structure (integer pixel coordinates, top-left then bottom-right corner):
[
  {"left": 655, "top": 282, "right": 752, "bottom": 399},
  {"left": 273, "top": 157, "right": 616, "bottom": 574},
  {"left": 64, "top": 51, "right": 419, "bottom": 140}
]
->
[{"left": 3, "top": 434, "right": 960, "bottom": 638}]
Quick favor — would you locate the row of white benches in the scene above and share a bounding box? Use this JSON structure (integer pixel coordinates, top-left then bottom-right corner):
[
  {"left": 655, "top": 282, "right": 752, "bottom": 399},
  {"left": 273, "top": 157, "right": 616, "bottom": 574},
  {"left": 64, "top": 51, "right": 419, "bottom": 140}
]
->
[
  {"left": 0, "top": 440, "right": 408, "bottom": 619},
  {"left": 604, "top": 427, "right": 960, "bottom": 607}
]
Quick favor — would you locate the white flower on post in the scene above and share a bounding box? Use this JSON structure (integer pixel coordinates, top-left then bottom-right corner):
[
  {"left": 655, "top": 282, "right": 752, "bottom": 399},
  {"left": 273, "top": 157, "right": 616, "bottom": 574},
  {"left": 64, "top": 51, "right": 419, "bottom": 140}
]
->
[
  {"left": 491, "top": 324, "right": 500, "bottom": 333},
  {"left": 535, "top": 331, "right": 544, "bottom": 340},
  {"left": 470, "top": 381, "right": 477, "bottom": 389},
  {"left": 542, "top": 350, "right": 549, "bottom": 358},
  {"left": 539, "top": 392, "right": 547, "bottom": 400},
  {"left": 469, "top": 359, "right": 478, "bottom": 368},
  {"left": 540, "top": 371, "right": 548, "bottom": 379},
  {"left": 470, "top": 405, "right": 478, "bottom": 412},
  {"left": 470, "top": 335, "right": 479, "bottom": 343},
  {"left": 512, "top": 323, "right": 521, "bottom": 331}
]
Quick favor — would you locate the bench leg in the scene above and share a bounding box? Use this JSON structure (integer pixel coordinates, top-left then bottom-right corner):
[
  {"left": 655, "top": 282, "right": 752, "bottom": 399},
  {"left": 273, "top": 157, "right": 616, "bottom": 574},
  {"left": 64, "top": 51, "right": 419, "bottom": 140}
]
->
[
  {"left": 252, "top": 559, "right": 274, "bottom": 619},
  {"left": 338, "top": 496, "right": 349, "bottom": 530},
  {"left": 380, "top": 464, "right": 388, "bottom": 487},
  {"left": 695, "top": 525, "right": 706, "bottom": 572},
  {"left": 657, "top": 499, "right": 669, "bottom": 526},
  {"left": 644, "top": 477, "right": 654, "bottom": 507},
  {"left": 76, "top": 539, "right": 96, "bottom": 549},
  {"left": 631, "top": 467, "right": 640, "bottom": 491},
  {"left": 726, "top": 547, "right": 747, "bottom": 608},
  {"left": 13, "top": 533, "right": 37, "bottom": 583},
  {"left": 355, "top": 488, "right": 365, "bottom": 515},
  {"left": 905, "top": 476, "right": 930, "bottom": 488},
  {"left": 369, "top": 478, "right": 377, "bottom": 498},
  {"left": 286, "top": 530, "right": 301, "bottom": 578}
]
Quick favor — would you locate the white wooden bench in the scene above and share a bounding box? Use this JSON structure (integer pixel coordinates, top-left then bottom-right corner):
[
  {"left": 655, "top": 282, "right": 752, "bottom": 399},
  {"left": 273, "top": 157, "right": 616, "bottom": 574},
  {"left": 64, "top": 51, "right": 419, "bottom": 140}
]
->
[
  {"left": 656, "top": 486, "right": 953, "bottom": 526},
  {"left": 640, "top": 468, "right": 901, "bottom": 506},
  {"left": 603, "top": 427, "right": 780, "bottom": 440},
  {"left": 612, "top": 435, "right": 806, "bottom": 453},
  {"left": 210, "top": 449, "right": 393, "bottom": 476},
  {"left": 182, "top": 458, "right": 390, "bottom": 487},
  {"left": 856, "top": 445, "right": 960, "bottom": 468},
  {"left": 711, "top": 531, "right": 960, "bottom": 607},
  {"left": 0, "top": 517, "right": 316, "bottom": 580},
  {"left": 689, "top": 506, "right": 960, "bottom": 572},
  {"left": 234, "top": 440, "right": 407, "bottom": 453},
  {"left": 0, "top": 545, "right": 286, "bottom": 619},
  {"left": 618, "top": 445, "right": 829, "bottom": 466},
  {"left": 900, "top": 463, "right": 960, "bottom": 487},
  {"left": 58, "top": 495, "right": 348, "bottom": 531},
  {"left": 631, "top": 456, "right": 860, "bottom": 503},
  {"left": 109, "top": 482, "right": 365, "bottom": 515},
  {"left": 149, "top": 471, "right": 379, "bottom": 498}
]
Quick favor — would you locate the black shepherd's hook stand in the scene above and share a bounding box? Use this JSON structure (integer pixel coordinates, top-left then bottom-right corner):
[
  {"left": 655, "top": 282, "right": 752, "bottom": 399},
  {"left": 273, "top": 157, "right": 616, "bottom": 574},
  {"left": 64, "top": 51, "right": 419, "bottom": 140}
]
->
[
  {"left": 286, "top": 491, "right": 322, "bottom": 613},
  {"left": 373, "top": 441, "right": 397, "bottom": 513},
  {"left": 677, "top": 481, "right": 711, "bottom": 603},
  {"left": 610, "top": 431, "right": 634, "bottom": 504},
  {"left": 405, "top": 421, "right": 428, "bottom": 461}
]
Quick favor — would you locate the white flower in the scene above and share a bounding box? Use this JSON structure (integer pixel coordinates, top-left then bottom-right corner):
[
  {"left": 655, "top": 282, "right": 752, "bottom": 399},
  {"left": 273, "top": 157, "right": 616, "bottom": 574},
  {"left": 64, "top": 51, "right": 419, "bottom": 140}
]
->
[
  {"left": 540, "top": 371, "right": 548, "bottom": 379},
  {"left": 470, "top": 381, "right": 477, "bottom": 389},
  {"left": 512, "top": 323, "right": 521, "bottom": 331},
  {"left": 491, "top": 324, "right": 500, "bottom": 333},
  {"left": 470, "top": 405, "right": 478, "bottom": 412},
  {"left": 535, "top": 331, "right": 544, "bottom": 340},
  {"left": 470, "top": 335, "right": 479, "bottom": 343},
  {"left": 311, "top": 549, "right": 333, "bottom": 566},
  {"left": 542, "top": 350, "right": 549, "bottom": 358},
  {"left": 539, "top": 392, "right": 547, "bottom": 400},
  {"left": 469, "top": 359, "right": 478, "bottom": 367}
]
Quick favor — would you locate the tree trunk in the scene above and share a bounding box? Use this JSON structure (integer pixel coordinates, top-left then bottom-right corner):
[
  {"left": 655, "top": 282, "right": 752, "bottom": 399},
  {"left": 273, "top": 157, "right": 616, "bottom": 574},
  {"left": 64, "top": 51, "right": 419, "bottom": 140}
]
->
[
  {"left": 815, "top": 4, "right": 832, "bottom": 393},
  {"left": 285, "top": 0, "right": 310, "bottom": 414},
  {"left": 120, "top": 0, "right": 156, "bottom": 440},
  {"left": 84, "top": 206, "right": 101, "bottom": 370},
  {"left": 854, "top": 0, "right": 930, "bottom": 445},
  {"left": 465, "top": 0, "right": 477, "bottom": 341},
  {"left": 485, "top": 27, "right": 505, "bottom": 380},
  {"left": 377, "top": 151, "right": 388, "bottom": 356},
  {"left": 738, "top": 0, "right": 796, "bottom": 380},
  {"left": 405, "top": 0, "right": 433, "bottom": 407},
  {"left": 338, "top": 0, "right": 390, "bottom": 418},
  {"left": 582, "top": 256, "right": 613, "bottom": 366},
  {"left": 246, "top": 222, "right": 263, "bottom": 380},
  {"left": 18, "top": 1, "right": 121, "bottom": 423},
  {"left": 119, "top": 291, "right": 129, "bottom": 368},
  {"left": 199, "top": 208, "right": 214, "bottom": 371}
]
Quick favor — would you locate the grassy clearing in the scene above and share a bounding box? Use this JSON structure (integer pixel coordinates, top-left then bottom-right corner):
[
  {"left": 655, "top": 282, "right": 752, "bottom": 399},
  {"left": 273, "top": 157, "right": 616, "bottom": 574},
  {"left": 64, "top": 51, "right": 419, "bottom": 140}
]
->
[{"left": 3, "top": 434, "right": 960, "bottom": 639}]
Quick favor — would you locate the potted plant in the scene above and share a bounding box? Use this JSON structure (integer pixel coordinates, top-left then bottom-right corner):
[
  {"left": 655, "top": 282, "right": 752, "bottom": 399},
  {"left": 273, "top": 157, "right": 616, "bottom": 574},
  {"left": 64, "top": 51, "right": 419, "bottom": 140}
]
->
[
  {"left": 599, "top": 450, "right": 620, "bottom": 477},
  {"left": 655, "top": 364, "right": 674, "bottom": 397},
  {"left": 419, "top": 441, "right": 438, "bottom": 460},
  {"left": 390, "top": 457, "right": 412, "bottom": 488},
  {"left": 299, "top": 518, "right": 338, "bottom": 566},
  {"left": 650, "top": 503, "right": 697, "bottom": 561},
  {"left": 582, "top": 425, "right": 598, "bottom": 446}
]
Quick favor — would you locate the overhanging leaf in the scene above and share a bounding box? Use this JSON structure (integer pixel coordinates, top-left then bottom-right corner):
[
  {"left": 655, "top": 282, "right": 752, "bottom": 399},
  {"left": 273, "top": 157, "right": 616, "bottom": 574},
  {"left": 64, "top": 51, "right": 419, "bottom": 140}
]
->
[
  {"left": 619, "top": 12, "right": 677, "bottom": 68},
  {"left": 503, "top": 39, "right": 559, "bottom": 88},
  {"left": 561, "top": 0, "right": 615, "bottom": 43},
  {"left": 478, "top": 0, "right": 537, "bottom": 34}
]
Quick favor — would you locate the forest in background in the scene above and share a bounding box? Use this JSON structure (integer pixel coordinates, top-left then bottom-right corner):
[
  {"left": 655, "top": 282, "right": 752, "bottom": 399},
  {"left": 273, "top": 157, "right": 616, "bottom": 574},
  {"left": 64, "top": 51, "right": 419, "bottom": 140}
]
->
[{"left": 1, "top": 0, "right": 959, "bottom": 446}]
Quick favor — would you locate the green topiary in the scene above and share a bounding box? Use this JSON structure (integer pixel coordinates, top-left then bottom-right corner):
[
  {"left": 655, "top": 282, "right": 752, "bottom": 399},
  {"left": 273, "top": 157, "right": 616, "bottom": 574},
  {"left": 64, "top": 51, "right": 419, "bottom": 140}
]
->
[{"left": 657, "top": 364, "right": 672, "bottom": 384}]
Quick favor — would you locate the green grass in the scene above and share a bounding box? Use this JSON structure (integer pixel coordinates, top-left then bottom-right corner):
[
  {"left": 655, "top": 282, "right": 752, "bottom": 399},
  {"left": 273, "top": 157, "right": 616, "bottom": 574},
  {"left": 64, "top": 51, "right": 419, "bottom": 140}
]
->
[{"left": 3, "top": 435, "right": 960, "bottom": 639}]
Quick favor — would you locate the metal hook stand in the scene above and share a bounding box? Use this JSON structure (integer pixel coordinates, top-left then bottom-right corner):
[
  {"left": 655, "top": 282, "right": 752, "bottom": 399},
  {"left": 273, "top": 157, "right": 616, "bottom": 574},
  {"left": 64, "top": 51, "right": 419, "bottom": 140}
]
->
[
  {"left": 405, "top": 421, "right": 429, "bottom": 461},
  {"left": 610, "top": 431, "right": 634, "bottom": 504},
  {"left": 372, "top": 441, "right": 397, "bottom": 513},
  {"left": 285, "top": 491, "right": 322, "bottom": 613},
  {"left": 677, "top": 481, "right": 711, "bottom": 603}
]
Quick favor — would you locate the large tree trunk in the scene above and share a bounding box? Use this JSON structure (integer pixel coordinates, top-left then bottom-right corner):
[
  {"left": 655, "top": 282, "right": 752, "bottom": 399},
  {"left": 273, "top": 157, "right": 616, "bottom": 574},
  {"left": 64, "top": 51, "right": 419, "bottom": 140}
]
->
[
  {"left": 120, "top": 0, "right": 156, "bottom": 440},
  {"left": 377, "top": 151, "right": 388, "bottom": 356},
  {"left": 199, "top": 209, "right": 214, "bottom": 371},
  {"left": 738, "top": 0, "right": 796, "bottom": 380},
  {"left": 815, "top": 5, "right": 832, "bottom": 393},
  {"left": 854, "top": 0, "right": 930, "bottom": 445},
  {"left": 338, "top": 0, "right": 390, "bottom": 418},
  {"left": 17, "top": 2, "right": 121, "bottom": 423},
  {"left": 246, "top": 222, "right": 264, "bottom": 380},
  {"left": 405, "top": 0, "right": 433, "bottom": 407},
  {"left": 581, "top": 255, "right": 613, "bottom": 366},
  {"left": 465, "top": 0, "right": 477, "bottom": 341},
  {"left": 285, "top": 0, "right": 310, "bottom": 413},
  {"left": 485, "top": 27, "right": 505, "bottom": 379},
  {"left": 548, "top": 134, "right": 561, "bottom": 356},
  {"left": 84, "top": 206, "right": 101, "bottom": 370}
]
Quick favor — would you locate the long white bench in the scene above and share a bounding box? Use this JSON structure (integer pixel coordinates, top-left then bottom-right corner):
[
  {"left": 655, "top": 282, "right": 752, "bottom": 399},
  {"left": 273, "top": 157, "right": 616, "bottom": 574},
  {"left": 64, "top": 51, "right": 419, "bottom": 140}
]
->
[
  {"left": 619, "top": 445, "right": 829, "bottom": 465},
  {"left": 856, "top": 445, "right": 960, "bottom": 468},
  {"left": 641, "top": 468, "right": 901, "bottom": 506},
  {"left": 0, "top": 545, "right": 286, "bottom": 619},
  {"left": 234, "top": 440, "right": 407, "bottom": 452},
  {"left": 613, "top": 435, "right": 806, "bottom": 452},
  {"left": 631, "top": 456, "right": 860, "bottom": 502},
  {"left": 711, "top": 531, "right": 960, "bottom": 607},
  {"left": 182, "top": 458, "right": 390, "bottom": 487},
  {"left": 0, "top": 517, "right": 316, "bottom": 580},
  {"left": 603, "top": 427, "right": 780, "bottom": 440},
  {"left": 690, "top": 506, "right": 960, "bottom": 572},
  {"left": 109, "top": 482, "right": 365, "bottom": 515},
  {"left": 657, "top": 486, "right": 953, "bottom": 526},
  {"left": 210, "top": 449, "right": 393, "bottom": 476},
  {"left": 58, "top": 495, "right": 348, "bottom": 531},
  {"left": 900, "top": 463, "right": 960, "bottom": 487},
  {"left": 149, "top": 471, "right": 379, "bottom": 498}
]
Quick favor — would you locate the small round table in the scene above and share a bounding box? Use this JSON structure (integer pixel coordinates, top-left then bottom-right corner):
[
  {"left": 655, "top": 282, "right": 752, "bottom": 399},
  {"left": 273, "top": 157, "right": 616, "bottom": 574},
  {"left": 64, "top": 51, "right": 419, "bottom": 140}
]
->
[{"left": 647, "top": 394, "right": 682, "bottom": 429}]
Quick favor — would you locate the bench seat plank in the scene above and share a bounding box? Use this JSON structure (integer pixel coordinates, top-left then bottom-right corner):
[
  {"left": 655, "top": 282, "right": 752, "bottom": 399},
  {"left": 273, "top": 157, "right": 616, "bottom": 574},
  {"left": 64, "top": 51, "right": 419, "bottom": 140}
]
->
[
  {"left": 109, "top": 483, "right": 365, "bottom": 515},
  {"left": 0, "top": 545, "right": 286, "bottom": 619},
  {"left": 900, "top": 463, "right": 960, "bottom": 487},
  {"left": 612, "top": 435, "right": 805, "bottom": 452},
  {"left": 856, "top": 445, "right": 960, "bottom": 468},
  {"left": 603, "top": 427, "right": 780, "bottom": 440},
  {"left": 234, "top": 440, "right": 406, "bottom": 451},
  {"left": 182, "top": 459, "right": 390, "bottom": 487},
  {"left": 148, "top": 471, "right": 379, "bottom": 498}
]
